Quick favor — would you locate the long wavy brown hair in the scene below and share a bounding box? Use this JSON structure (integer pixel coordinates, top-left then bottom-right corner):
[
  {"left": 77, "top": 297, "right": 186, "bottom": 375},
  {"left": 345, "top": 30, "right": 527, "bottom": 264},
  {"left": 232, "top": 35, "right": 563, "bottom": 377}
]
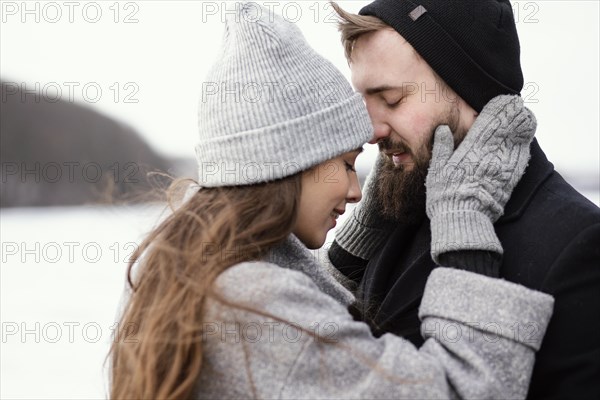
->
[{"left": 108, "top": 174, "right": 302, "bottom": 399}]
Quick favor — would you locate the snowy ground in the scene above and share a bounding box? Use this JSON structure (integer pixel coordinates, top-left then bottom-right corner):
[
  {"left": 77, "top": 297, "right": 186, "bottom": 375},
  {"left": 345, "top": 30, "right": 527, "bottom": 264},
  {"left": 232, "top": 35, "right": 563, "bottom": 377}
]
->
[
  {"left": 0, "top": 202, "right": 353, "bottom": 399},
  {"left": 1, "top": 190, "right": 598, "bottom": 399},
  {"left": 0, "top": 205, "right": 170, "bottom": 399}
]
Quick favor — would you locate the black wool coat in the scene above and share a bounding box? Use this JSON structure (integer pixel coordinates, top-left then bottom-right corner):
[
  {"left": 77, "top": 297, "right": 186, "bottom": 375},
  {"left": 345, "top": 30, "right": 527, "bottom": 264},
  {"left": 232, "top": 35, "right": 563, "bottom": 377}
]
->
[{"left": 330, "top": 139, "right": 600, "bottom": 400}]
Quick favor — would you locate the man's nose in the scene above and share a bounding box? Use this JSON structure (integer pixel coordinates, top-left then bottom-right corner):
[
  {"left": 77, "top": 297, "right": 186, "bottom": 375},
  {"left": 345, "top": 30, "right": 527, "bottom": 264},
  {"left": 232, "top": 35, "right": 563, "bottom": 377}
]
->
[
  {"left": 364, "top": 99, "right": 391, "bottom": 144},
  {"left": 368, "top": 123, "right": 391, "bottom": 144}
]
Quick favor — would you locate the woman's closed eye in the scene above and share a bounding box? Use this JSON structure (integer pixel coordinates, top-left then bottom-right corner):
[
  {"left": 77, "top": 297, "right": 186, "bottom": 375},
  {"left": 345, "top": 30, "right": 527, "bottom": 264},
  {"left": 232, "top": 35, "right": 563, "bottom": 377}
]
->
[{"left": 344, "top": 161, "right": 356, "bottom": 172}]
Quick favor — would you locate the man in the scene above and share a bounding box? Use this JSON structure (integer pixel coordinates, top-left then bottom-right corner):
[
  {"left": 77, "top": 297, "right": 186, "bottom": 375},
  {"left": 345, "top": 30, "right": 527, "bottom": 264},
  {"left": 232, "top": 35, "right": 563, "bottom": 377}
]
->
[{"left": 328, "top": 1, "right": 600, "bottom": 399}]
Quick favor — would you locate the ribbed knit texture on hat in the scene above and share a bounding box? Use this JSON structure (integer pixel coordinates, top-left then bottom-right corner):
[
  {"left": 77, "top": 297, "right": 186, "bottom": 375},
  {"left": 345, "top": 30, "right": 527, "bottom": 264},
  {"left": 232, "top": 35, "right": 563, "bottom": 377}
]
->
[
  {"left": 196, "top": 3, "right": 373, "bottom": 187},
  {"left": 360, "top": 0, "right": 523, "bottom": 112}
]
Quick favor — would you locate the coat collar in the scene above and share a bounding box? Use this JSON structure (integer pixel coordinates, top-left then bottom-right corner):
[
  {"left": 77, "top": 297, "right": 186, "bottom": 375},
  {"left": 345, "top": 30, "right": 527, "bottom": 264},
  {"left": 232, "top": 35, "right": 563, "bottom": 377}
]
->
[
  {"left": 497, "top": 139, "right": 555, "bottom": 223},
  {"left": 264, "top": 234, "right": 356, "bottom": 306}
]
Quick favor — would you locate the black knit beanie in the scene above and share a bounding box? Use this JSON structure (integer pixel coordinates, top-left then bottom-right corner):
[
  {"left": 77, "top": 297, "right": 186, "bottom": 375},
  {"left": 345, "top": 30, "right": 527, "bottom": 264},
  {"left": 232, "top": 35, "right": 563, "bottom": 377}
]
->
[{"left": 359, "top": 0, "right": 523, "bottom": 112}]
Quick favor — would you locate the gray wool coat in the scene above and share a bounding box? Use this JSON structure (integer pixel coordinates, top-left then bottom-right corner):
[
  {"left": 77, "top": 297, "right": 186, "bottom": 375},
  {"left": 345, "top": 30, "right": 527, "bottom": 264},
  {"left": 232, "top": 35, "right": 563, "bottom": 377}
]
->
[{"left": 194, "top": 235, "right": 554, "bottom": 399}]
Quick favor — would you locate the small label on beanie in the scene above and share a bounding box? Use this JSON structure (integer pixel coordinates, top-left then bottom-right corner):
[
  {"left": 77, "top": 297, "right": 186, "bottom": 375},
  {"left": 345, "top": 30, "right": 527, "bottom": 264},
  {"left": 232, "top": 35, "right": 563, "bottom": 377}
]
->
[{"left": 409, "top": 5, "right": 427, "bottom": 21}]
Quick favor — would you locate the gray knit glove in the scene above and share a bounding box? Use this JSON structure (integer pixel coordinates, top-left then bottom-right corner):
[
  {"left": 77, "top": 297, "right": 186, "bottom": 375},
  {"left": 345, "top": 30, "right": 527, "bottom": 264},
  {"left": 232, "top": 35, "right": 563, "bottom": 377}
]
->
[
  {"left": 334, "top": 153, "right": 396, "bottom": 260},
  {"left": 426, "top": 95, "right": 537, "bottom": 264}
]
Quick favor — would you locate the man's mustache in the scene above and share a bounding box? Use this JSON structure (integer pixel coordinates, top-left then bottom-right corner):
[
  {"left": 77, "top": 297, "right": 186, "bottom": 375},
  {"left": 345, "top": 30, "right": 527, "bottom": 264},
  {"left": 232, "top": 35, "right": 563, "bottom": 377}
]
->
[{"left": 378, "top": 137, "right": 412, "bottom": 155}]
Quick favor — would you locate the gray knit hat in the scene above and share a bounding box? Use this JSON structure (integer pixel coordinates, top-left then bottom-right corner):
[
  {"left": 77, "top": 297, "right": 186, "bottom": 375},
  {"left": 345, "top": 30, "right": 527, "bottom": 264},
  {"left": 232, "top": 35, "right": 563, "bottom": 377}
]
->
[{"left": 195, "top": 3, "right": 373, "bottom": 187}]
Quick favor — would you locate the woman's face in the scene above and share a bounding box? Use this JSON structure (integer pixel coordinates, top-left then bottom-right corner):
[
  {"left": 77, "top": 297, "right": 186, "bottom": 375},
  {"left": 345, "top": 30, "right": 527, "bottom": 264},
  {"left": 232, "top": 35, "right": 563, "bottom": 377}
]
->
[{"left": 294, "top": 150, "right": 363, "bottom": 249}]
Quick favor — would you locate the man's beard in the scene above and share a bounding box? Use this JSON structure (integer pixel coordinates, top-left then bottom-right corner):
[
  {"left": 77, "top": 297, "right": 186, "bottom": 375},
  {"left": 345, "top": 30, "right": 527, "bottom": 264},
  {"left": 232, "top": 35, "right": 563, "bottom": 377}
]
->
[
  {"left": 374, "top": 135, "right": 432, "bottom": 225},
  {"left": 373, "top": 101, "right": 463, "bottom": 224}
]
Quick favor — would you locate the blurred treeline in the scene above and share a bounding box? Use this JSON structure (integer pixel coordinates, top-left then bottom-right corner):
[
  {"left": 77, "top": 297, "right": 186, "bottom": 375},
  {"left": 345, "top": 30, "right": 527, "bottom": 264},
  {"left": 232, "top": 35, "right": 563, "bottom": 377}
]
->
[{"left": 0, "top": 80, "right": 196, "bottom": 207}]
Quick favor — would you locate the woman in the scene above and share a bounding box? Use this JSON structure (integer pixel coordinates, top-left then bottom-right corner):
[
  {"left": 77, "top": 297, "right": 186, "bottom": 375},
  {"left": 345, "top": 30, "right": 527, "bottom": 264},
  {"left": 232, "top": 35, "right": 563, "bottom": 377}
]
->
[{"left": 109, "top": 4, "right": 553, "bottom": 399}]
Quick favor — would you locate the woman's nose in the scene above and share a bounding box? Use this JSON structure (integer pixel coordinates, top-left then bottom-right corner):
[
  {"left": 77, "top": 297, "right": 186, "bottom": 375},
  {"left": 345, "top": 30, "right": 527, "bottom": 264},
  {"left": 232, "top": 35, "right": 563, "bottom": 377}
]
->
[{"left": 346, "top": 174, "right": 363, "bottom": 204}]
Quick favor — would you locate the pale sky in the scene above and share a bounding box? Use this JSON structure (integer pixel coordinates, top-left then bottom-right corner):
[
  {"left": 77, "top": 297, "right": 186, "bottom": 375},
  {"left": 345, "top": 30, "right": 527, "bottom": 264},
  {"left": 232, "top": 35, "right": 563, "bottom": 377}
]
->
[{"left": 1, "top": 1, "right": 598, "bottom": 179}]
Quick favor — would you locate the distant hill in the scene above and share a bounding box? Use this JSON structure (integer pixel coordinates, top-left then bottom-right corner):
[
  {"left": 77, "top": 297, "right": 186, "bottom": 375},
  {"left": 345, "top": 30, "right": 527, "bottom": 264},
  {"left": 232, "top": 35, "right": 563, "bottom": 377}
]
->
[{"left": 0, "top": 80, "right": 186, "bottom": 207}]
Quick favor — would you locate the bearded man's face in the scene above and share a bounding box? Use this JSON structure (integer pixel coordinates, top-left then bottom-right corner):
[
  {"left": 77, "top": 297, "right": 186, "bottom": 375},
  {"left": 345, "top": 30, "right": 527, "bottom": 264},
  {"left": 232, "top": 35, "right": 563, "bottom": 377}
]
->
[{"left": 350, "top": 29, "right": 474, "bottom": 223}]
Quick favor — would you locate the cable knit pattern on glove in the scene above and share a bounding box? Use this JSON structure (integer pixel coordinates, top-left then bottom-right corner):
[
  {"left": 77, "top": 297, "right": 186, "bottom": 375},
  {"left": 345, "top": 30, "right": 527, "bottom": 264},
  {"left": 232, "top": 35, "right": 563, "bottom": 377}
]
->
[{"left": 427, "top": 95, "right": 537, "bottom": 263}]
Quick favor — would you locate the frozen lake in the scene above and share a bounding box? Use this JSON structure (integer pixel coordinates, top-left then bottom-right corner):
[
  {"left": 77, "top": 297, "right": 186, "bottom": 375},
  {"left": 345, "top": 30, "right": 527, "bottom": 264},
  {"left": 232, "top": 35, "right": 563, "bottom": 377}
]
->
[
  {"left": 1, "top": 189, "right": 598, "bottom": 398},
  {"left": 0, "top": 205, "right": 168, "bottom": 399},
  {"left": 0, "top": 202, "right": 352, "bottom": 399}
]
